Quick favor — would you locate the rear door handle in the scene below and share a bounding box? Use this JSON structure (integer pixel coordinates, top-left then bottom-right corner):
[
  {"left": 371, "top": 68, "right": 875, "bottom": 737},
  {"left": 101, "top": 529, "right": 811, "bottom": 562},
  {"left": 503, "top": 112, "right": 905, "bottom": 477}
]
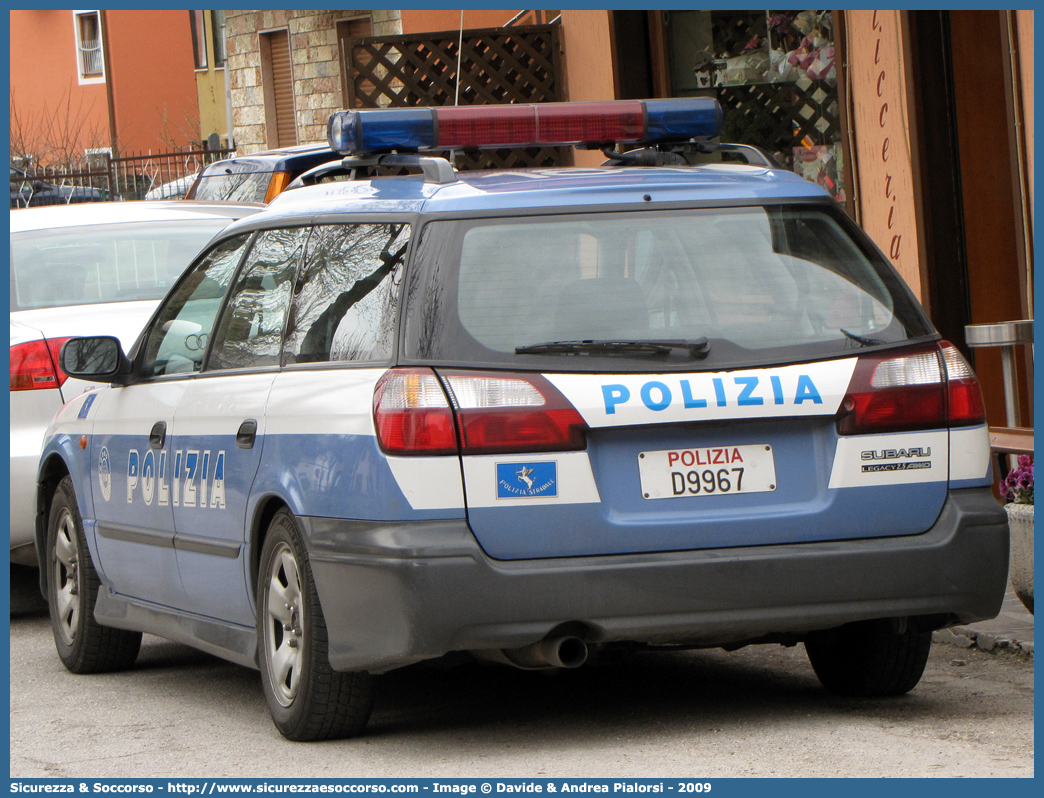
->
[
  {"left": 149, "top": 422, "right": 166, "bottom": 449},
  {"left": 237, "top": 419, "right": 257, "bottom": 449}
]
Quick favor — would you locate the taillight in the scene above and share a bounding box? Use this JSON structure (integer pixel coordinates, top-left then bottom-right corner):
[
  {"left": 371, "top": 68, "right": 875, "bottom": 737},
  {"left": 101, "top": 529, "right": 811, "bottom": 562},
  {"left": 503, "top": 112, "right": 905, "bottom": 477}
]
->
[
  {"left": 443, "top": 371, "right": 588, "bottom": 455},
  {"left": 941, "top": 342, "right": 987, "bottom": 426},
  {"left": 373, "top": 368, "right": 588, "bottom": 456},
  {"left": 836, "top": 342, "right": 985, "bottom": 434},
  {"left": 373, "top": 368, "right": 458, "bottom": 455},
  {"left": 10, "top": 338, "right": 71, "bottom": 392}
]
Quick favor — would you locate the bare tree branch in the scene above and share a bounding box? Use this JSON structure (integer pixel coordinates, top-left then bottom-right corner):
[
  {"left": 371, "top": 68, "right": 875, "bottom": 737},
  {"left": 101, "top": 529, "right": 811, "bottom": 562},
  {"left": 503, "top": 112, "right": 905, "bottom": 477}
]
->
[
  {"left": 10, "top": 88, "right": 114, "bottom": 170},
  {"left": 156, "top": 103, "right": 204, "bottom": 151}
]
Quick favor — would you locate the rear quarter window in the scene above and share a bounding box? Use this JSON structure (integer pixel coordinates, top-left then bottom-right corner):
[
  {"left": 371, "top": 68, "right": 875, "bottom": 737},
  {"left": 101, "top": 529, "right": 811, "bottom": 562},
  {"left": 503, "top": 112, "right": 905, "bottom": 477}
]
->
[{"left": 282, "top": 222, "right": 409, "bottom": 365}]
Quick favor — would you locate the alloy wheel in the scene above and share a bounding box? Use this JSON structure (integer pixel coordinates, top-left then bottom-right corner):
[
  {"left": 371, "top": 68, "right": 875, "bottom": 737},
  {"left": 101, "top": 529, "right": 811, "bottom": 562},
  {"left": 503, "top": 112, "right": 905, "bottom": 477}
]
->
[
  {"left": 52, "top": 507, "right": 80, "bottom": 647},
  {"left": 263, "top": 541, "right": 305, "bottom": 707}
]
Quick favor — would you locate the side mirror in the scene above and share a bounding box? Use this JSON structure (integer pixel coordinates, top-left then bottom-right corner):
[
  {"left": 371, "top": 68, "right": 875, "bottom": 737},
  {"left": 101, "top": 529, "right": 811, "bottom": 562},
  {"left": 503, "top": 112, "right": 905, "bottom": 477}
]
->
[{"left": 59, "top": 336, "right": 133, "bottom": 385}]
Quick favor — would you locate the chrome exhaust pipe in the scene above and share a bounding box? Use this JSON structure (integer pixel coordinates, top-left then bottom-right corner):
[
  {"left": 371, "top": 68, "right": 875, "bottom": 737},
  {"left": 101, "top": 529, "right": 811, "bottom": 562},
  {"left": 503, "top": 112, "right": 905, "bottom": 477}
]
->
[
  {"left": 541, "top": 636, "right": 588, "bottom": 668},
  {"left": 478, "top": 636, "right": 588, "bottom": 670}
]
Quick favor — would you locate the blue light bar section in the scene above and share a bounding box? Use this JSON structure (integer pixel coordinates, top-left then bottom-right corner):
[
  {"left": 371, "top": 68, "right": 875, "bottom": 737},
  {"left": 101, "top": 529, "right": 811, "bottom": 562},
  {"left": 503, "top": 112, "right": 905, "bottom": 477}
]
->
[
  {"left": 328, "top": 108, "right": 435, "bottom": 155},
  {"left": 645, "top": 98, "right": 723, "bottom": 142}
]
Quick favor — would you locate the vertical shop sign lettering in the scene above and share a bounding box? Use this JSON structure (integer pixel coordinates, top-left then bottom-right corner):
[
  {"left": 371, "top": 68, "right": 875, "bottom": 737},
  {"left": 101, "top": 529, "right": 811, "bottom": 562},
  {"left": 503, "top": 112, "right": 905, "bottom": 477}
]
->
[{"left": 873, "top": 12, "right": 901, "bottom": 261}]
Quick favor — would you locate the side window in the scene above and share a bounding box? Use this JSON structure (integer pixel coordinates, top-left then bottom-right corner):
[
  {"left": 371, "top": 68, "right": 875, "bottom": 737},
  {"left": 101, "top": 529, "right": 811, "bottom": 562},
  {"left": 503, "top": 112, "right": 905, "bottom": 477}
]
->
[
  {"left": 283, "top": 223, "right": 409, "bottom": 365},
  {"left": 207, "top": 228, "right": 308, "bottom": 371},
  {"left": 140, "top": 235, "right": 251, "bottom": 379}
]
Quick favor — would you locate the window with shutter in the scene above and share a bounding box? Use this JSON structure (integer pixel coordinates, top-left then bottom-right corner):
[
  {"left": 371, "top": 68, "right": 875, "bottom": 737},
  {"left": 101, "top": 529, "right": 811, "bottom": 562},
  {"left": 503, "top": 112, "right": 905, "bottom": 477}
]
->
[{"left": 260, "top": 29, "right": 297, "bottom": 148}]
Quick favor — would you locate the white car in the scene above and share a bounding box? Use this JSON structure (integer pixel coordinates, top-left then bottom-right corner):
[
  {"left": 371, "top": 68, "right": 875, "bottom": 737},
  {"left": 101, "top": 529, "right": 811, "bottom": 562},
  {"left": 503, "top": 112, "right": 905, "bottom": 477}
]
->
[
  {"left": 143, "top": 172, "right": 199, "bottom": 201},
  {"left": 10, "top": 201, "right": 260, "bottom": 565}
]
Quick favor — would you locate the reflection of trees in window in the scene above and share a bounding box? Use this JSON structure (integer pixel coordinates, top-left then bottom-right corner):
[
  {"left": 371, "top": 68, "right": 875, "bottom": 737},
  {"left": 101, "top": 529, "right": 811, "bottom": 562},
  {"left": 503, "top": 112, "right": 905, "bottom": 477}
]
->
[
  {"left": 284, "top": 224, "right": 410, "bottom": 364},
  {"left": 64, "top": 337, "right": 119, "bottom": 374},
  {"left": 192, "top": 170, "right": 272, "bottom": 203},
  {"left": 209, "top": 228, "right": 306, "bottom": 370},
  {"left": 403, "top": 226, "right": 454, "bottom": 360}
]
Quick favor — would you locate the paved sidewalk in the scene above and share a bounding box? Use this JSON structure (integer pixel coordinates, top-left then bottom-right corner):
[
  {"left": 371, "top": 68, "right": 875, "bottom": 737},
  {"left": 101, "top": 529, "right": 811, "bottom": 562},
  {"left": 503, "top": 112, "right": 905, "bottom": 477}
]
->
[{"left": 935, "top": 586, "right": 1034, "bottom": 657}]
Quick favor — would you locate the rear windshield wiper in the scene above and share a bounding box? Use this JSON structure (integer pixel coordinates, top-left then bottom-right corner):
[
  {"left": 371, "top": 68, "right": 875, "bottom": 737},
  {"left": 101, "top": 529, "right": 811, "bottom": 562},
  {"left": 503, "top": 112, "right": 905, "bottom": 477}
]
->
[
  {"left": 840, "top": 328, "right": 887, "bottom": 347},
  {"left": 515, "top": 338, "right": 709, "bottom": 358}
]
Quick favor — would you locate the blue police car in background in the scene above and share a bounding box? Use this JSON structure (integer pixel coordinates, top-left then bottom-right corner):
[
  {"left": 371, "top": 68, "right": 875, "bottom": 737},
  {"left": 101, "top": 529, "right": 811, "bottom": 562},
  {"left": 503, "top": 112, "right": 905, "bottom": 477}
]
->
[{"left": 37, "top": 98, "right": 1008, "bottom": 741}]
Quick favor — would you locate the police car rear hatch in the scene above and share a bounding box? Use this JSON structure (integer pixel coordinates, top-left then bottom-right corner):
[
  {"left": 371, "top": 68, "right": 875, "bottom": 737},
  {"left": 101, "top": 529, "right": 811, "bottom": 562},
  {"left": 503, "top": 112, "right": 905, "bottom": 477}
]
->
[{"left": 372, "top": 344, "right": 987, "bottom": 560}]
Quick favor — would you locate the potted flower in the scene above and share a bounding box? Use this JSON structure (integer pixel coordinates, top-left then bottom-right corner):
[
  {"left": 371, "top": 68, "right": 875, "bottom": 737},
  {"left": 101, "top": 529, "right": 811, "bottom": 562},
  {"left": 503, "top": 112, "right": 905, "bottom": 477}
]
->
[{"left": 1000, "top": 455, "right": 1033, "bottom": 614}]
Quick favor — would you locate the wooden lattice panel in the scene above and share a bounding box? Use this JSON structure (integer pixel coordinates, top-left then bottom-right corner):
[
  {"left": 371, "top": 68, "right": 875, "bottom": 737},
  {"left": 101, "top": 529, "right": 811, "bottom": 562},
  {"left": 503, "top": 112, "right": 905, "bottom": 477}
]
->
[
  {"left": 718, "top": 79, "right": 841, "bottom": 156},
  {"left": 345, "top": 23, "right": 568, "bottom": 169},
  {"left": 711, "top": 10, "right": 768, "bottom": 57}
]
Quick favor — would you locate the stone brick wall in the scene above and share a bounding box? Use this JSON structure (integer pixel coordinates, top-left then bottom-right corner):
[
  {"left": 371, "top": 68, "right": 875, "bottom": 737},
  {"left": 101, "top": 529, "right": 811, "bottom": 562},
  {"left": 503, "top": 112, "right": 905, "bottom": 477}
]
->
[{"left": 226, "top": 9, "right": 402, "bottom": 153}]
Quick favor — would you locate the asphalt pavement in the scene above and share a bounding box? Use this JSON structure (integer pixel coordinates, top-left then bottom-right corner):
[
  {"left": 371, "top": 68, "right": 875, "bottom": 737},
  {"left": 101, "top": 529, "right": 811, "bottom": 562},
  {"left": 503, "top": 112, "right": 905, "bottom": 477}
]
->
[{"left": 11, "top": 596, "right": 1034, "bottom": 777}]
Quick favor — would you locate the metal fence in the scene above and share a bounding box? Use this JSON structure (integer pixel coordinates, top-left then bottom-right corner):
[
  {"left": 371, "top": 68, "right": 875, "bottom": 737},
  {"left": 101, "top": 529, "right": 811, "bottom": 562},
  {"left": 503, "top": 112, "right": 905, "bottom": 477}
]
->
[{"left": 10, "top": 147, "right": 234, "bottom": 208}]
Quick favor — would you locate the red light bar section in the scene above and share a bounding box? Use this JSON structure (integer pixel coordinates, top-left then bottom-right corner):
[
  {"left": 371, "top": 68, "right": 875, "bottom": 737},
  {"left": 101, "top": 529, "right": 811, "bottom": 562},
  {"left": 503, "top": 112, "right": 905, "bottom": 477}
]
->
[
  {"left": 435, "top": 101, "right": 647, "bottom": 150},
  {"left": 536, "top": 101, "right": 645, "bottom": 145},
  {"left": 438, "top": 106, "right": 538, "bottom": 149}
]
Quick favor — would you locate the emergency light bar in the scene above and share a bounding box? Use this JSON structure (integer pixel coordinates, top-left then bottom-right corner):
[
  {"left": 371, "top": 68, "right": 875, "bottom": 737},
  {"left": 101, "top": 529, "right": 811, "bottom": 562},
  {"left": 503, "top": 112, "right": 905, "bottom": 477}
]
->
[{"left": 327, "top": 98, "right": 724, "bottom": 156}]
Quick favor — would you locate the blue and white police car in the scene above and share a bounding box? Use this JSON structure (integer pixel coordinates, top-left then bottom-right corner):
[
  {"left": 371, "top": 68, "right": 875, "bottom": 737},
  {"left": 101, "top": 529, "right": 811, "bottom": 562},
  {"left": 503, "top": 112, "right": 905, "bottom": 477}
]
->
[{"left": 37, "top": 99, "right": 1008, "bottom": 741}]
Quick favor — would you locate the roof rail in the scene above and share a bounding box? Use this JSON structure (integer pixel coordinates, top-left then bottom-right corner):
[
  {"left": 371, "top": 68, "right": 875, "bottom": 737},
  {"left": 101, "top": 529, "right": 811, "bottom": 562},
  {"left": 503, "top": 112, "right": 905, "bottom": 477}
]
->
[
  {"left": 376, "top": 153, "right": 457, "bottom": 184},
  {"left": 697, "top": 142, "right": 780, "bottom": 168},
  {"left": 601, "top": 141, "right": 780, "bottom": 169},
  {"left": 285, "top": 153, "right": 458, "bottom": 192}
]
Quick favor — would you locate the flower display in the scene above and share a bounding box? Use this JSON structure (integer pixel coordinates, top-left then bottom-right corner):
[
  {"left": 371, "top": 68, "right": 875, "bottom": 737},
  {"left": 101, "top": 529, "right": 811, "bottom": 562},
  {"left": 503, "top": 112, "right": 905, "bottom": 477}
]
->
[{"left": 1000, "top": 455, "right": 1034, "bottom": 505}]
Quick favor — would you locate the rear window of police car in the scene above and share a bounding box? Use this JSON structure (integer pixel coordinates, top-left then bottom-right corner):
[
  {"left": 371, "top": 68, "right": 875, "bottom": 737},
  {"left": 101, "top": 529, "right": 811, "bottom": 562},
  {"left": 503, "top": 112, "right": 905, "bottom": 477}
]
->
[{"left": 404, "top": 204, "right": 931, "bottom": 370}]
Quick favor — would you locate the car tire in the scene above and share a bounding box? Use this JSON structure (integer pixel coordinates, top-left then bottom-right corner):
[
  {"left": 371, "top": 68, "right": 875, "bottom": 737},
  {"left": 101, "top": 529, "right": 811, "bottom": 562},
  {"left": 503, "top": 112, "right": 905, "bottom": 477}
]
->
[
  {"left": 257, "top": 509, "right": 375, "bottom": 741},
  {"left": 804, "top": 619, "right": 932, "bottom": 697},
  {"left": 47, "top": 476, "right": 142, "bottom": 673}
]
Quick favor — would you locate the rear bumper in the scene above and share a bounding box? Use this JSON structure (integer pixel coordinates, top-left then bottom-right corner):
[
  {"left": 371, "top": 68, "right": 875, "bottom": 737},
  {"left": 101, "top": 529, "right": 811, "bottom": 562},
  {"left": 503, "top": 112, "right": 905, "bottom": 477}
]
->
[
  {"left": 10, "top": 387, "right": 65, "bottom": 561},
  {"left": 10, "top": 449, "right": 39, "bottom": 558},
  {"left": 11, "top": 428, "right": 51, "bottom": 561},
  {"left": 301, "top": 488, "right": 1008, "bottom": 673}
]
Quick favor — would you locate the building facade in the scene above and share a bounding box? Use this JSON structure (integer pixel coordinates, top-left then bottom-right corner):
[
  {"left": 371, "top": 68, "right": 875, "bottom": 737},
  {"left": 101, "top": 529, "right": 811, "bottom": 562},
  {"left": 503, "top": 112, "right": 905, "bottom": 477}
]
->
[
  {"left": 9, "top": 9, "right": 201, "bottom": 160},
  {"left": 223, "top": 9, "right": 403, "bottom": 152},
  {"left": 189, "top": 9, "right": 233, "bottom": 149}
]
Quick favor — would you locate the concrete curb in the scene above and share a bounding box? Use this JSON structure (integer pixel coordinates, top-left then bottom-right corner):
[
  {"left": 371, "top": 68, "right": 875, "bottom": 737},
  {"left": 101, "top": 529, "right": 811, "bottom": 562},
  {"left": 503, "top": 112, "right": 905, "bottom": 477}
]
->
[
  {"left": 933, "top": 626, "right": 1034, "bottom": 659},
  {"left": 930, "top": 587, "right": 1034, "bottom": 659}
]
